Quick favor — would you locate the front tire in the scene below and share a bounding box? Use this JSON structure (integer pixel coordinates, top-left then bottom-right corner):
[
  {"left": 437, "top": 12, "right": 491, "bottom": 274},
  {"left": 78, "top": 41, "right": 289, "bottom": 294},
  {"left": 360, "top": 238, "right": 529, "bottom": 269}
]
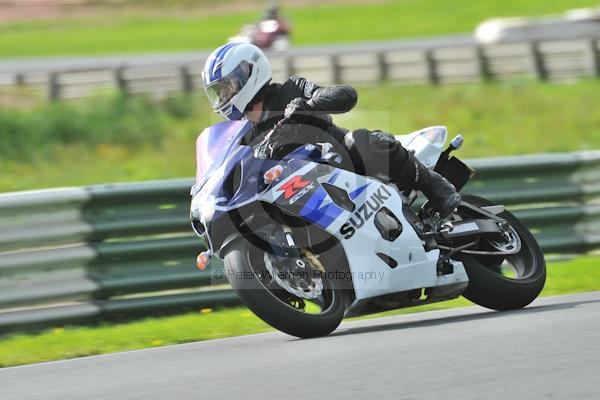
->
[
  {"left": 223, "top": 238, "right": 347, "bottom": 338},
  {"left": 456, "top": 195, "right": 546, "bottom": 310}
]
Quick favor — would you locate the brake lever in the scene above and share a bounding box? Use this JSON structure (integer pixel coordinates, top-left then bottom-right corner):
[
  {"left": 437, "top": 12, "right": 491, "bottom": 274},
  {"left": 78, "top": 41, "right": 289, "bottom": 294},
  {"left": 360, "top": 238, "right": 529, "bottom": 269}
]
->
[
  {"left": 253, "top": 115, "right": 294, "bottom": 159},
  {"left": 271, "top": 114, "right": 293, "bottom": 134}
]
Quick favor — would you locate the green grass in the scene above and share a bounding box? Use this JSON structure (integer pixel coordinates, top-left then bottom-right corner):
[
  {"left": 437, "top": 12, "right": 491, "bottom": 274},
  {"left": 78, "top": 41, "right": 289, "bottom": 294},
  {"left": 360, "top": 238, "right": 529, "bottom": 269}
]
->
[
  {"left": 2, "top": 79, "right": 600, "bottom": 193},
  {"left": 0, "top": 92, "right": 167, "bottom": 162},
  {"left": 1, "top": 0, "right": 599, "bottom": 57},
  {"left": 0, "top": 255, "right": 598, "bottom": 368},
  {"left": 338, "top": 80, "right": 600, "bottom": 157}
]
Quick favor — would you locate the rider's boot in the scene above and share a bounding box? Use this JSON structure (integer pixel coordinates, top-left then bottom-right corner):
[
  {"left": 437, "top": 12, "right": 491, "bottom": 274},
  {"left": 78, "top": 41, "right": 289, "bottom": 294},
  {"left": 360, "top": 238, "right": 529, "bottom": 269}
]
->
[
  {"left": 344, "top": 129, "right": 461, "bottom": 218},
  {"left": 410, "top": 156, "right": 461, "bottom": 218}
]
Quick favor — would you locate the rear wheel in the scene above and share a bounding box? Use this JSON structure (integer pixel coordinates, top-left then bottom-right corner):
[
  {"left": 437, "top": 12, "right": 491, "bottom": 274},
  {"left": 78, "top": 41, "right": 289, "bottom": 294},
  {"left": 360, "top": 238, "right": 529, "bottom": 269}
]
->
[
  {"left": 454, "top": 195, "right": 546, "bottom": 310},
  {"left": 223, "top": 232, "right": 347, "bottom": 338}
]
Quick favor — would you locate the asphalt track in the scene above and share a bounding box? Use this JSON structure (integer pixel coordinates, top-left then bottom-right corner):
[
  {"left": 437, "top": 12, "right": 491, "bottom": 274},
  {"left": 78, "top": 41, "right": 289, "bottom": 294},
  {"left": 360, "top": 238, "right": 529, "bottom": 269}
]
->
[{"left": 1, "top": 291, "right": 599, "bottom": 400}]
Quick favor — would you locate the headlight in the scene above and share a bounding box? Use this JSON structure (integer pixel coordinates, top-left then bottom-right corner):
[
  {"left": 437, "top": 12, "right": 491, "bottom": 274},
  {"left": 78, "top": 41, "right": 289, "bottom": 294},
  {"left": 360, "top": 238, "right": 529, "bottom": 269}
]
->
[
  {"left": 191, "top": 194, "right": 217, "bottom": 224},
  {"left": 422, "top": 127, "right": 447, "bottom": 145}
]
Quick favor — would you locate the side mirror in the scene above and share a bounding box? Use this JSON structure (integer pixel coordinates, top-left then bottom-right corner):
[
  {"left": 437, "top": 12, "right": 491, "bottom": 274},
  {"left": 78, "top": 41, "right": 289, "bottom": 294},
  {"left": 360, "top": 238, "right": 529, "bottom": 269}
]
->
[{"left": 450, "top": 135, "right": 464, "bottom": 150}]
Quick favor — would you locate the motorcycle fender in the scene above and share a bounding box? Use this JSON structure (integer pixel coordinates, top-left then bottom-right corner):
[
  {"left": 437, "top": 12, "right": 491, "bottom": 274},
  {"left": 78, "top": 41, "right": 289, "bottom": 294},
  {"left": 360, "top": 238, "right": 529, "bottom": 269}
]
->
[{"left": 217, "top": 232, "right": 247, "bottom": 258}]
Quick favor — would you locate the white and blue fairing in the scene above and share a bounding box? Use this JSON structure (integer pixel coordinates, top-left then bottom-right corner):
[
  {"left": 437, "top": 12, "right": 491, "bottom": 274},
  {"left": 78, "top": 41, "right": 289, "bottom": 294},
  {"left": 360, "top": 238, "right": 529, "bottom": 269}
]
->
[
  {"left": 193, "top": 122, "right": 468, "bottom": 301},
  {"left": 193, "top": 120, "right": 357, "bottom": 231}
]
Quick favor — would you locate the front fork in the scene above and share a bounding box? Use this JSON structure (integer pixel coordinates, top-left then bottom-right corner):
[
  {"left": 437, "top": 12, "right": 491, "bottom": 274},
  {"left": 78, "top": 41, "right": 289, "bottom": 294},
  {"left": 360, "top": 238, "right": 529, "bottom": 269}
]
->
[{"left": 271, "top": 225, "right": 324, "bottom": 273}]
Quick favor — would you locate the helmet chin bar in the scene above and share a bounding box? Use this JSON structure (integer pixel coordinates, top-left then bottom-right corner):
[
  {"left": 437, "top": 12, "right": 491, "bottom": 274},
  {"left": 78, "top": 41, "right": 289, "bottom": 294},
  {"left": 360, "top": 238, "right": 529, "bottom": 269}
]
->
[{"left": 217, "top": 103, "right": 244, "bottom": 121}]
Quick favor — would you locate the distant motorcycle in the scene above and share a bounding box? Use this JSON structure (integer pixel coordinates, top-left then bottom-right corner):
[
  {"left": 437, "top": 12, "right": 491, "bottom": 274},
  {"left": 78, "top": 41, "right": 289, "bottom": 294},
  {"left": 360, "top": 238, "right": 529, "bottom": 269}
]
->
[
  {"left": 228, "top": 6, "right": 291, "bottom": 51},
  {"left": 191, "top": 119, "right": 546, "bottom": 338},
  {"left": 475, "top": 6, "right": 600, "bottom": 44}
]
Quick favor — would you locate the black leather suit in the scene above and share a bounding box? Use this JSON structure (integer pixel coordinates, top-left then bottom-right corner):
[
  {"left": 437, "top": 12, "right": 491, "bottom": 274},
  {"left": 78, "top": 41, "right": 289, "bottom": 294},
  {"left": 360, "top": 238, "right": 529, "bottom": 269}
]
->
[{"left": 249, "top": 76, "right": 417, "bottom": 187}]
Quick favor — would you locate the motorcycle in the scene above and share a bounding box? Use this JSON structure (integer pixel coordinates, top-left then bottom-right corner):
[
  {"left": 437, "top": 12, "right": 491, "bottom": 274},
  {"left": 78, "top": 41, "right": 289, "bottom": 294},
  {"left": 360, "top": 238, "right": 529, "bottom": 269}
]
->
[
  {"left": 227, "top": 8, "right": 291, "bottom": 51},
  {"left": 190, "top": 119, "right": 546, "bottom": 338}
]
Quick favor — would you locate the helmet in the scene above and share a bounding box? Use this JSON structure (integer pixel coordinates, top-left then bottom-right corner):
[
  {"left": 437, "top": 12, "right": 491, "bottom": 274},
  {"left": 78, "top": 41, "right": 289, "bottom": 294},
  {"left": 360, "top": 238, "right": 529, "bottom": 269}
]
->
[{"left": 202, "top": 43, "right": 272, "bottom": 120}]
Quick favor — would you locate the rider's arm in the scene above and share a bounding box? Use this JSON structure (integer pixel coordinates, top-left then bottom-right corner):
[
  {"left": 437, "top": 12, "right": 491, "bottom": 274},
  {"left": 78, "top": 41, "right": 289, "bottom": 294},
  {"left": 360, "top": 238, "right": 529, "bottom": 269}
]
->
[{"left": 290, "top": 76, "right": 358, "bottom": 114}]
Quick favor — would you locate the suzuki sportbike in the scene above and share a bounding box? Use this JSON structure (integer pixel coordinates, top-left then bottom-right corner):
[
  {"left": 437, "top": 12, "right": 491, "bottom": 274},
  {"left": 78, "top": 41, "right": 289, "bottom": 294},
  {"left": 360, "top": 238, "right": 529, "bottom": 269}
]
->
[{"left": 190, "top": 120, "right": 546, "bottom": 338}]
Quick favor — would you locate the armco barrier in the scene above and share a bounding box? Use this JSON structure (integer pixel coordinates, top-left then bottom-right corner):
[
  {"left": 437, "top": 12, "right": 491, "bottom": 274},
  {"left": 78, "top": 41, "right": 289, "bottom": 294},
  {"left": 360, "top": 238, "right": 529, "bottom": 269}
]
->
[
  {"left": 1, "top": 36, "right": 600, "bottom": 100},
  {"left": 0, "top": 151, "right": 599, "bottom": 332}
]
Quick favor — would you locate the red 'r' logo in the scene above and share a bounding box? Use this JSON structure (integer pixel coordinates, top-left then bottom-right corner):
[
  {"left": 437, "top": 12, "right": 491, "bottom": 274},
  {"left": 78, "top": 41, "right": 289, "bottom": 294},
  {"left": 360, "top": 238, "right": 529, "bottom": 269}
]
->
[{"left": 278, "top": 176, "right": 311, "bottom": 200}]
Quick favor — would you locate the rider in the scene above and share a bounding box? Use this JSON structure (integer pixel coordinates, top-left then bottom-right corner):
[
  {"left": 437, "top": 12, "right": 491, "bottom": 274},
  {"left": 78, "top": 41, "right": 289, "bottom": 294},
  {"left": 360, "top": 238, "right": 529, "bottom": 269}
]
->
[{"left": 202, "top": 43, "right": 461, "bottom": 217}]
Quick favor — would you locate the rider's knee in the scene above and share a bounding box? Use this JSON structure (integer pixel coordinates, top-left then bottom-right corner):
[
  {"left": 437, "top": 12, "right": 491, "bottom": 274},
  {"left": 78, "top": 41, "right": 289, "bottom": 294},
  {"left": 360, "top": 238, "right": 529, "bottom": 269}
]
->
[
  {"left": 345, "top": 129, "right": 406, "bottom": 157},
  {"left": 344, "top": 128, "right": 412, "bottom": 178},
  {"left": 368, "top": 130, "right": 399, "bottom": 153}
]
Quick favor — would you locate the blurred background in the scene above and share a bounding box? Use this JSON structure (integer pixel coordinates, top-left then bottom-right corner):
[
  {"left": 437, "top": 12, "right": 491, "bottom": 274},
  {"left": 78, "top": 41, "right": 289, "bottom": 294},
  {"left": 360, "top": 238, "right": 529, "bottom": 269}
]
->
[
  {"left": 1, "top": 0, "right": 600, "bottom": 192},
  {"left": 1, "top": 0, "right": 600, "bottom": 367}
]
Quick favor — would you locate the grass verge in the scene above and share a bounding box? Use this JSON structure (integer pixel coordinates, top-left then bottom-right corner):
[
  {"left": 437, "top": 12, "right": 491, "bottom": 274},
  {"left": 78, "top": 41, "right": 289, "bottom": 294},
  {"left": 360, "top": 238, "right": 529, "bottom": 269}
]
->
[
  {"left": 0, "top": 255, "right": 598, "bottom": 368},
  {"left": 1, "top": 0, "right": 599, "bottom": 57},
  {"left": 2, "top": 79, "right": 600, "bottom": 192}
]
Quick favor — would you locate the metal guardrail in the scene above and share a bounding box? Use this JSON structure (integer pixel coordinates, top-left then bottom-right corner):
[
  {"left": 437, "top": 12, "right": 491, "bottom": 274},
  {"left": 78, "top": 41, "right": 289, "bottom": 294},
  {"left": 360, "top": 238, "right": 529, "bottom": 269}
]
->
[
  {"left": 1, "top": 36, "right": 600, "bottom": 100},
  {"left": 0, "top": 150, "right": 599, "bottom": 332}
]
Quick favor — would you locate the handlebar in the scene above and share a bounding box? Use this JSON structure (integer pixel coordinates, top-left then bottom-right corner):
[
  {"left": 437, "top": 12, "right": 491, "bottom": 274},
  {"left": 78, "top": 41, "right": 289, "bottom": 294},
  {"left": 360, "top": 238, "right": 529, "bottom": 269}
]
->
[{"left": 269, "top": 114, "right": 293, "bottom": 136}]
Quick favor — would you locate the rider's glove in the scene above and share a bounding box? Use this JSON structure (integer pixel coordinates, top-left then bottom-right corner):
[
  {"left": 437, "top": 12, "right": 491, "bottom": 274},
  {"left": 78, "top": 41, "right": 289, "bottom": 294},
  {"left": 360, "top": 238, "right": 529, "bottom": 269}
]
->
[
  {"left": 284, "top": 97, "right": 314, "bottom": 120},
  {"left": 253, "top": 98, "right": 314, "bottom": 159}
]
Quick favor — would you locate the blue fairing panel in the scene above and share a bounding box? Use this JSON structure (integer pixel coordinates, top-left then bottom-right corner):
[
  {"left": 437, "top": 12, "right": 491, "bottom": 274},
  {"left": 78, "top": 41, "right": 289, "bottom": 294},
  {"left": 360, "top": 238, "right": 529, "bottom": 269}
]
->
[{"left": 195, "top": 124, "right": 355, "bottom": 230}]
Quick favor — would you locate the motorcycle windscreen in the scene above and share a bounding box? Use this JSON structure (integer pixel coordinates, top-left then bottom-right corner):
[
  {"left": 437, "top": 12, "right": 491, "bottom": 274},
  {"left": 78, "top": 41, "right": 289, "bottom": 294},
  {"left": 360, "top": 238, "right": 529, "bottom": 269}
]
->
[{"left": 196, "top": 120, "right": 253, "bottom": 184}]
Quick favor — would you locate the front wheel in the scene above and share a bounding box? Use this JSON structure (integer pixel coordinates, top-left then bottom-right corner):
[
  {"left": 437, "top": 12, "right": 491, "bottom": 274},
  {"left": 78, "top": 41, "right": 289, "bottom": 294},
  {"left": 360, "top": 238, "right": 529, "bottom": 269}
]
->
[
  {"left": 454, "top": 195, "right": 546, "bottom": 310},
  {"left": 223, "top": 236, "right": 347, "bottom": 338}
]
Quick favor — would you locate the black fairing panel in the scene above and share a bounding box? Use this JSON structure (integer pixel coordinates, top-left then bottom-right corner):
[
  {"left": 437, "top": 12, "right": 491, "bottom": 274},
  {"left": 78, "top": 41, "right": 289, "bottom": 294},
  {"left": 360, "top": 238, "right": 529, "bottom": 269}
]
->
[{"left": 434, "top": 156, "right": 475, "bottom": 191}]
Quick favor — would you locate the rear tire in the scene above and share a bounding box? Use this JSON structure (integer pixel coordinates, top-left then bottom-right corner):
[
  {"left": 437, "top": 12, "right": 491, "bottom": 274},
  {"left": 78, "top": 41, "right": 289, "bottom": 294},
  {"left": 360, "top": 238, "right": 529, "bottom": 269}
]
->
[
  {"left": 456, "top": 195, "right": 546, "bottom": 310},
  {"left": 224, "top": 238, "right": 347, "bottom": 338}
]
